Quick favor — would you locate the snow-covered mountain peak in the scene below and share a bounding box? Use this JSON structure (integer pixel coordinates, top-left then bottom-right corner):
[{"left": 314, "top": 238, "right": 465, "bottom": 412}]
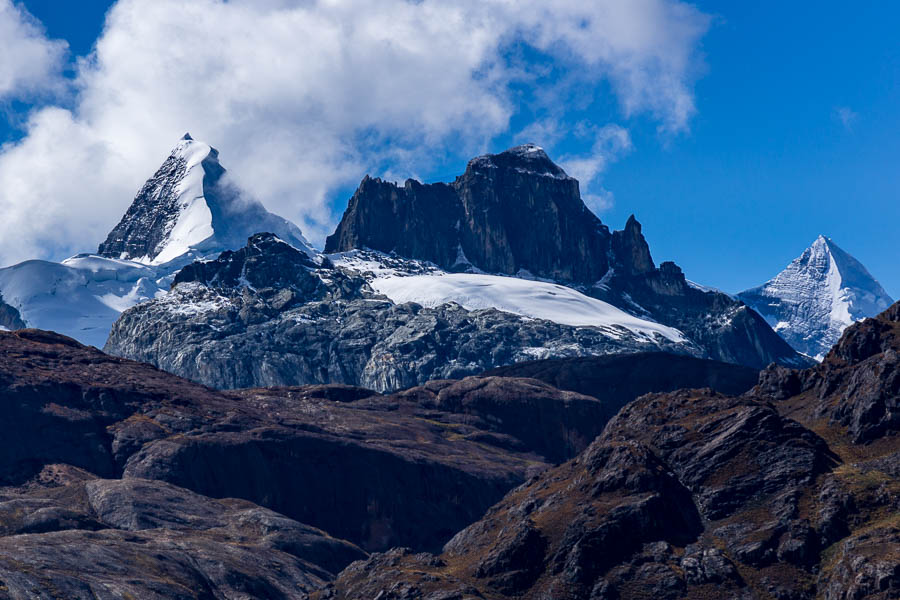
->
[
  {"left": 739, "top": 236, "right": 893, "bottom": 359},
  {"left": 466, "top": 142, "right": 571, "bottom": 179},
  {"left": 98, "top": 135, "right": 315, "bottom": 266}
]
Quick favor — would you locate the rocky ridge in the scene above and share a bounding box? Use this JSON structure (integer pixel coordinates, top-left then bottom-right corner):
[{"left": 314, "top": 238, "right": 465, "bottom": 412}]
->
[
  {"left": 325, "top": 144, "right": 807, "bottom": 370},
  {"left": 105, "top": 234, "right": 700, "bottom": 392},
  {"left": 98, "top": 133, "right": 313, "bottom": 265},
  {"left": 323, "top": 300, "right": 900, "bottom": 600}
]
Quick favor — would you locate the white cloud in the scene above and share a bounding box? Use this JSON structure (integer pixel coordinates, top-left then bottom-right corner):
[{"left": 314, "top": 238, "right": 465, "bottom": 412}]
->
[
  {"left": 0, "top": 0, "right": 67, "bottom": 100},
  {"left": 560, "top": 124, "right": 633, "bottom": 213},
  {"left": 0, "top": 0, "right": 709, "bottom": 265},
  {"left": 834, "top": 106, "right": 858, "bottom": 132}
]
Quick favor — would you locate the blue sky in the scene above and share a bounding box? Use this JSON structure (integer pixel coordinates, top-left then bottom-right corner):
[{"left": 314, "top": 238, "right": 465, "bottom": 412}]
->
[{"left": 0, "top": 0, "right": 897, "bottom": 297}]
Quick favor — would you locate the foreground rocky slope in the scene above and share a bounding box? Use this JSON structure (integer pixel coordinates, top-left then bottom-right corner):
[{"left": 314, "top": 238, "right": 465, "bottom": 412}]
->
[
  {"left": 106, "top": 234, "right": 698, "bottom": 392},
  {"left": 325, "top": 144, "right": 806, "bottom": 369},
  {"left": 0, "top": 470, "right": 363, "bottom": 598},
  {"left": 324, "top": 301, "right": 900, "bottom": 600},
  {"left": 0, "top": 327, "right": 767, "bottom": 596},
  {"left": 0, "top": 328, "right": 600, "bottom": 554}
]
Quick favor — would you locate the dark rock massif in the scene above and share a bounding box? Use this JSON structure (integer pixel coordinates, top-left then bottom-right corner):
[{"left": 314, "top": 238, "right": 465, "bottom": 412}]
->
[
  {"left": 326, "top": 144, "right": 609, "bottom": 284},
  {"left": 2, "top": 326, "right": 676, "bottom": 596},
  {"left": 325, "top": 144, "right": 807, "bottom": 370},
  {"left": 0, "top": 328, "right": 601, "bottom": 554},
  {"left": 323, "top": 301, "right": 900, "bottom": 600},
  {"left": 106, "top": 234, "right": 695, "bottom": 392}
]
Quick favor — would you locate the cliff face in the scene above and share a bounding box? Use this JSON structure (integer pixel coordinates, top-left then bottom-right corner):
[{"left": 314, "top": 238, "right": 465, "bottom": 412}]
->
[
  {"left": 0, "top": 292, "right": 24, "bottom": 330},
  {"left": 326, "top": 144, "right": 612, "bottom": 284}
]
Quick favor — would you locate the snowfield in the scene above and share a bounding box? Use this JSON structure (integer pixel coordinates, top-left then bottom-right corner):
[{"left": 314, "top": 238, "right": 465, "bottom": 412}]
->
[
  {"left": 369, "top": 272, "right": 686, "bottom": 343},
  {"left": 0, "top": 256, "right": 165, "bottom": 348}
]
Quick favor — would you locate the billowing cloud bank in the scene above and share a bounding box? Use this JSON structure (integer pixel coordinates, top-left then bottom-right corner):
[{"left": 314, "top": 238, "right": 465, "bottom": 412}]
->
[{"left": 0, "top": 0, "right": 709, "bottom": 263}]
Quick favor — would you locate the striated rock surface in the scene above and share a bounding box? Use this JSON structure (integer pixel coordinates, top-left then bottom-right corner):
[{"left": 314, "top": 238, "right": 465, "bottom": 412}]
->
[
  {"left": 323, "top": 301, "right": 900, "bottom": 600},
  {"left": 106, "top": 234, "right": 697, "bottom": 392},
  {"left": 325, "top": 144, "right": 807, "bottom": 369},
  {"left": 0, "top": 469, "right": 363, "bottom": 598}
]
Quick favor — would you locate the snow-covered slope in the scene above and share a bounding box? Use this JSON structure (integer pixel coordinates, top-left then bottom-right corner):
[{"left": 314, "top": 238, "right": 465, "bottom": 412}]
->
[
  {"left": 98, "top": 134, "right": 315, "bottom": 266},
  {"left": 332, "top": 249, "right": 688, "bottom": 345},
  {"left": 370, "top": 273, "right": 686, "bottom": 343},
  {"left": 738, "top": 235, "right": 893, "bottom": 360},
  {"left": 0, "top": 256, "right": 164, "bottom": 347}
]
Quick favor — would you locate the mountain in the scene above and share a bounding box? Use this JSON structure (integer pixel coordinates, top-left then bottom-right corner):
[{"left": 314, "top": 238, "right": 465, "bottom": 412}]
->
[
  {"left": 326, "top": 144, "right": 610, "bottom": 283},
  {"left": 739, "top": 235, "right": 893, "bottom": 360},
  {"left": 0, "top": 135, "right": 311, "bottom": 346},
  {"left": 326, "top": 144, "right": 808, "bottom": 369},
  {"left": 98, "top": 133, "right": 315, "bottom": 265},
  {"left": 105, "top": 234, "right": 701, "bottom": 392},
  {"left": 323, "top": 299, "right": 900, "bottom": 600}
]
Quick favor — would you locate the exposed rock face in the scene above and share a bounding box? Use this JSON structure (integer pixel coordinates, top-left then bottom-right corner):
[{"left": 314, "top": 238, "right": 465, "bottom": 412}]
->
[
  {"left": 595, "top": 235, "right": 811, "bottom": 369},
  {"left": 484, "top": 352, "right": 760, "bottom": 407},
  {"left": 324, "top": 144, "right": 807, "bottom": 369},
  {"left": 0, "top": 472, "right": 364, "bottom": 599},
  {"left": 106, "top": 234, "right": 695, "bottom": 392},
  {"left": 758, "top": 300, "right": 900, "bottom": 443},
  {"left": 323, "top": 301, "right": 900, "bottom": 600},
  {"left": 740, "top": 235, "right": 893, "bottom": 360},
  {"left": 0, "top": 293, "right": 24, "bottom": 331},
  {"left": 326, "top": 144, "right": 610, "bottom": 283},
  {"left": 98, "top": 134, "right": 312, "bottom": 265}
]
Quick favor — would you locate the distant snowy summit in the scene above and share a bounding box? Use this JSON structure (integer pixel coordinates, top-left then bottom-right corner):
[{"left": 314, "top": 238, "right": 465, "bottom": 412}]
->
[
  {"left": 739, "top": 235, "right": 893, "bottom": 360},
  {"left": 0, "top": 134, "right": 313, "bottom": 346},
  {"left": 98, "top": 133, "right": 315, "bottom": 266}
]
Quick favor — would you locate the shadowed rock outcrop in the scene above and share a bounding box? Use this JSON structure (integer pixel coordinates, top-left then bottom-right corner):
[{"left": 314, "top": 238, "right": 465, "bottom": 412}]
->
[
  {"left": 484, "top": 352, "right": 760, "bottom": 410},
  {"left": 0, "top": 293, "right": 23, "bottom": 331}
]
